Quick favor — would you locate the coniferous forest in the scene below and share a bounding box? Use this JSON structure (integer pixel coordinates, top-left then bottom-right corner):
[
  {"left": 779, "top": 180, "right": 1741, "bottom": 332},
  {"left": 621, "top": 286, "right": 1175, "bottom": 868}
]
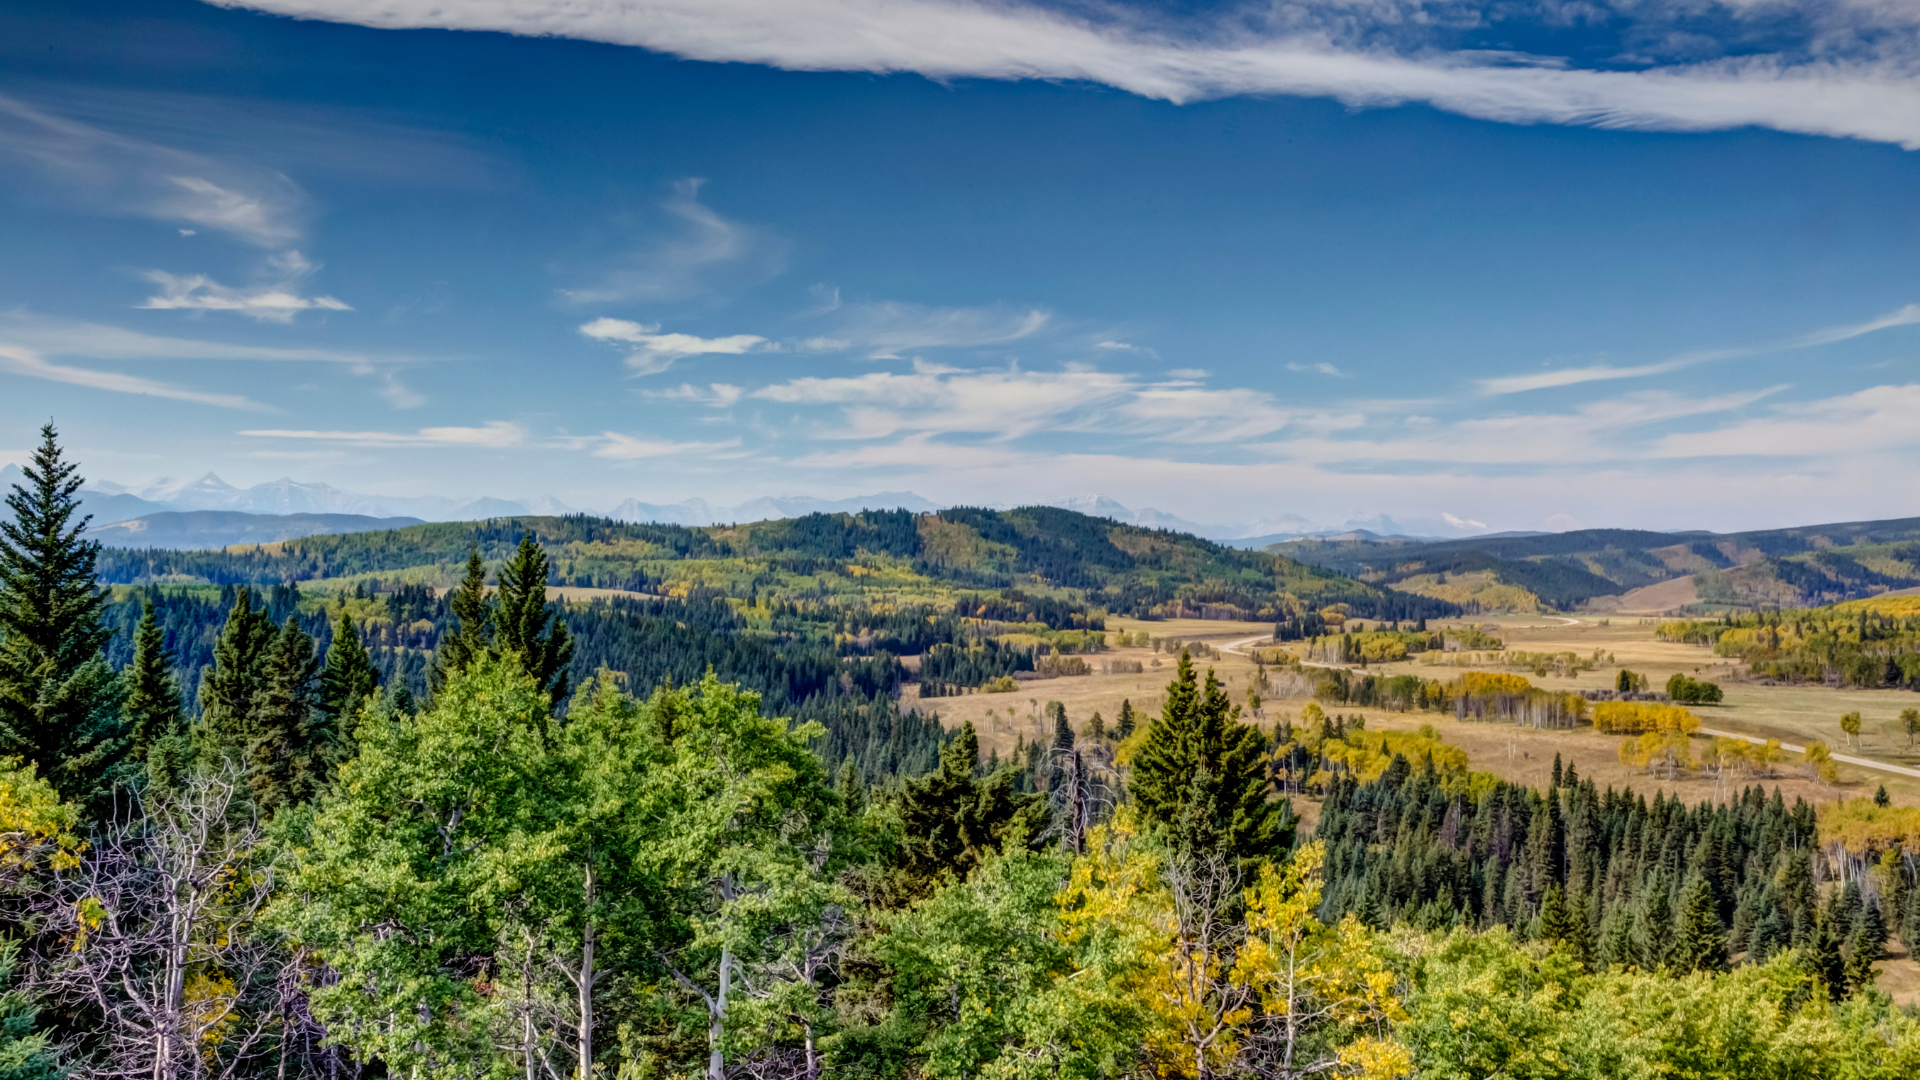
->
[{"left": 2, "top": 425, "right": 1919, "bottom": 1080}]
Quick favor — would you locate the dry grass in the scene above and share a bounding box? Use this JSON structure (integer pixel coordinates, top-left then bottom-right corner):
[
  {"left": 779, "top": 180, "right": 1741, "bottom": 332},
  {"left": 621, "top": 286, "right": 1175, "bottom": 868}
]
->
[{"left": 915, "top": 613, "right": 1920, "bottom": 804}]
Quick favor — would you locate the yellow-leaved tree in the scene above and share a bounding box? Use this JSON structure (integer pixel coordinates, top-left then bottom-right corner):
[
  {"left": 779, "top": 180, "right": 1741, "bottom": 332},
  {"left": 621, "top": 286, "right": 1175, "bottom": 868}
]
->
[{"left": 1232, "top": 842, "right": 1410, "bottom": 1080}]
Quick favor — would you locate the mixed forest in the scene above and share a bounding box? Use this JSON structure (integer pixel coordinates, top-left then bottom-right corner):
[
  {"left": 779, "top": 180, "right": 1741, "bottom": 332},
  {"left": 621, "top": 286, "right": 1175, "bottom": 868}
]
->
[{"left": 1, "top": 424, "right": 1919, "bottom": 1080}]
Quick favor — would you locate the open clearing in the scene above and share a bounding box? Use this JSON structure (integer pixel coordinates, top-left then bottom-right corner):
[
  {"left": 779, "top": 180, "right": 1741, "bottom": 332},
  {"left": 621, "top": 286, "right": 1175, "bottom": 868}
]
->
[{"left": 911, "top": 613, "right": 1920, "bottom": 805}]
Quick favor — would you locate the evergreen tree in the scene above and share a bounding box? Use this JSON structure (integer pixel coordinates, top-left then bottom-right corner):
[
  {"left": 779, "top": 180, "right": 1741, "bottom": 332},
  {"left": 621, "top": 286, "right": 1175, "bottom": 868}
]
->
[
  {"left": 1673, "top": 876, "right": 1726, "bottom": 973},
  {"left": 198, "top": 587, "right": 275, "bottom": 762},
  {"left": 1115, "top": 699, "right": 1136, "bottom": 739},
  {"left": 895, "top": 722, "right": 1046, "bottom": 887},
  {"left": 317, "top": 610, "right": 378, "bottom": 739},
  {"left": 1537, "top": 884, "right": 1575, "bottom": 946},
  {"left": 248, "top": 616, "right": 321, "bottom": 813},
  {"left": 495, "top": 536, "right": 574, "bottom": 705},
  {"left": 0, "top": 939, "right": 59, "bottom": 1080},
  {"left": 122, "top": 600, "right": 190, "bottom": 792},
  {"left": 1748, "top": 907, "right": 1783, "bottom": 963},
  {"left": 0, "top": 423, "right": 132, "bottom": 813},
  {"left": 1049, "top": 701, "right": 1074, "bottom": 751},
  {"left": 1087, "top": 711, "right": 1105, "bottom": 741},
  {"left": 432, "top": 549, "right": 493, "bottom": 690},
  {"left": 1128, "top": 651, "right": 1285, "bottom": 865},
  {"left": 1805, "top": 912, "right": 1846, "bottom": 1001},
  {"left": 1635, "top": 881, "right": 1675, "bottom": 971}
]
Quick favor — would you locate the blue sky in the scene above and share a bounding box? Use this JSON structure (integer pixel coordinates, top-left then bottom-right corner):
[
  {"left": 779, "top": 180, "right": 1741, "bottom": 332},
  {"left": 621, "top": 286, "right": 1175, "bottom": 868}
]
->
[{"left": 2, "top": 0, "right": 1919, "bottom": 533}]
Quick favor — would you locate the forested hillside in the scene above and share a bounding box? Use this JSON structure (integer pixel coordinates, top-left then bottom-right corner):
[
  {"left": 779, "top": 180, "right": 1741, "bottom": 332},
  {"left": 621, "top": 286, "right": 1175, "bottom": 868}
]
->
[
  {"left": 96, "top": 505, "right": 1458, "bottom": 623},
  {"left": 5, "top": 426, "right": 1920, "bottom": 1080},
  {"left": 1272, "top": 517, "right": 1920, "bottom": 612}
]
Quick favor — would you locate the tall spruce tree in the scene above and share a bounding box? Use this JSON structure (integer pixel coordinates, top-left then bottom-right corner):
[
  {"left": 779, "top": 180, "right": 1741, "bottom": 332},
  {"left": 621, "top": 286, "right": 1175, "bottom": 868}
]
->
[
  {"left": 494, "top": 535, "right": 574, "bottom": 704},
  {"left": 317, "top": 610, "right": 378, "bottom": 740},
  {"left": 432, "top": 548, "right": 493, "bottom": 690},
  {"left": 198, "top": 586, "right": 276, "bottom": 762},
  {"left": 122, "top": 600, "right": 190, "bottom": 792},
  {"left": 895, "top": 722, "right": 1046, "bottom": 888},
  {"left": 1673, "top": 875, "right": 1726, "bottom": 973},
  {"left": 1115, "top": 699, "right": 1136, "bottom": 739},
  {"left": 0, "top": 423, "right": 132, "bottom": 813},
  {"left": 248, "top": 616, "right": 321, "bottom": 813},
  {"left": 1128, "top": 651, "right": 1285, "bottom": 865}
]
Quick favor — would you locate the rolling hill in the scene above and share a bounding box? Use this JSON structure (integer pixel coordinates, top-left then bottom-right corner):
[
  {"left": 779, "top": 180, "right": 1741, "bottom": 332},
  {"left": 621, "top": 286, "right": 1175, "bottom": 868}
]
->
[
  {"left": 96, "top": 506, "right": 1458, "bottom": 623},
  {"left": 93, "top": 511, "right": 427, "bottom": 550},
  {"left": 1268, "top": 516, "right": 1920, "bottom": 613}
]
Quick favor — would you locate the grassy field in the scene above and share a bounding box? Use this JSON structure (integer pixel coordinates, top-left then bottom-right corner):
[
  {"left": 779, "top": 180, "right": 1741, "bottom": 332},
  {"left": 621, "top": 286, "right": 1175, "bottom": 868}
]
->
[{"left": 914, "top": 613, "right": 1920, "bottom": 804}]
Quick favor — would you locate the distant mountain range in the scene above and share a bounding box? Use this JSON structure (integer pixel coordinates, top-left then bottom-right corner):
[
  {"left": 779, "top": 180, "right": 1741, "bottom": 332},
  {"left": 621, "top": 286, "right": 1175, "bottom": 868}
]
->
[{"left": 0, "top": 463, "right": 1475, "bottom": 549}]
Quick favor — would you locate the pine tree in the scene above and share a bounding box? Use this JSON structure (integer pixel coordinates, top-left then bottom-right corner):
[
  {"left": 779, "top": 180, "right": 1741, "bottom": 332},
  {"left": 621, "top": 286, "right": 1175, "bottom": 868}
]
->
[
  {"left": 1128, "top": 652, "right": 1285, "bottom": 865},
  {"left": 1115, "top": 699, "right": 1136, "bottom": 739},
  {"left": 0, "top": 938, "right": 58, "bottom": 1080},
  {"left": 432, "top": 549, "right": 493, "bottom": 690},
  {"left": 248, "top": 617, "right": 320, "bottom": 814},
  {"left": 122, "top": 599, "right": 189, "bottom": 792},
  {"left": 895, "top": 722, "right": 1045, "bottom": 887},
  {"left": 1087, "top": 711, "right": 1105, "bottom": 741},
  {"left": 1748, "top": 907, "right": 1783, "bottom": 963},
  {"left": 1636, "top": 880, "right": 1675, "bottom": 971},
  {"left": 1538, "top": 883, "right": 1575, "bottom": 945},
  {"left": 198, "top": 587, "right": 276, "bottom": 762},
  {"left": 317, "top": 610, "right": 378, "bottom": 741},
  {"left": 1673, "top": 875, "right": 1726, "bottom": 973},
  {"left": 1049, "top": 701, "right": 1074, "bottom": 750},
  {"left": 0, "top": 423, "right": 132, "bottom": 814},
  {"left": 494, "top": 536, "right": 573, "bottom": 705},
  {"left": 1806, "top": 912, "right": 1846, "bottom": 1001}
]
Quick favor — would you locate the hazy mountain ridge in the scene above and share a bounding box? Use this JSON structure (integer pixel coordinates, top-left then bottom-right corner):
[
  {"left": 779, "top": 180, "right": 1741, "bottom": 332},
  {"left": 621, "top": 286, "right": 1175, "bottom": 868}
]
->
[{"left": 1270, "top": 517, "right": 1920, "bottom": 612}]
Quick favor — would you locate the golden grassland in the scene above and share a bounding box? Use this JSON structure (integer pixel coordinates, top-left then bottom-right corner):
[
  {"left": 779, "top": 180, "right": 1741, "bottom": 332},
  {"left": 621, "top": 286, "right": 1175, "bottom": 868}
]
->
[{"left": 915, "top": 613, "right": 1920, "bottom": 805}]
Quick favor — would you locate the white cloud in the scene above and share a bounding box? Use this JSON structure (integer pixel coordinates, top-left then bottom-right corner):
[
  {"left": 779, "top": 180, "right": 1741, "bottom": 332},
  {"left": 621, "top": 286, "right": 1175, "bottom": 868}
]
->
[
  {"left": 0, "top": 93, "right": 305, "bottom": 246},
  {"left": 140, "top": 250, "right": 351, "bottom": 323},
  {"left": 1652, "top": 383, "right": 1920, "bottom": 458},
  {"left": 641, "top": 382, "right": 745, "bottom": 407},
  {"left": 830, "top": 301, "right": 1049, "bottom": 359},
  {"left": 751, "top": 359, "right": 1293, "bottom": 442},
  {"left": 0, "top": 344, "right": 266, "bottom": 410},
  {"left": 240, "top": 421, "right": 528, "bottom": 447},
  {"left": 562, "top": 179, "right": 785, "bottom": 305},
  {"left": 1096, "top": 340, "right": 1134, "bottom": 350},
  {"left": 206, "top": 0, "right": 1920, "bottom": 148},
  {"left": 1287, "top": 362, "right": 1346, "bottom": 377},
  {"left": 593, "top": 433, "right": 743, "bottom": 459},
  {"left": 1479, "top": 301, "right": 1920, "bottom": 395},
  {"left": 579, "top": 317, "right": 770, "bottom": 375}
]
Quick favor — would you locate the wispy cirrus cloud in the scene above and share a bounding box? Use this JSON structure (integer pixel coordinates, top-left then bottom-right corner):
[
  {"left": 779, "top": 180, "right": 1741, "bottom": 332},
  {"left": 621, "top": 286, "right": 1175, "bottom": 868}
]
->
[
  {"left": 1, "top": 313, "right": 432, "bottom": 407},
  {"left": 592, "top": 433, "right": 743, "bottom": 459},
  {"left": 826, "top": 300, "right": 1051, "bottom": 359},
  {"left": 562, "top": 179, "right": 787, "bottom": 305},
  {"left": 751, "top": 358, "right": 1294, "bottom": 442},
  {"left": 240, "top": 421, "right": 527, "bottom": 447},
  {"left": 140, "top": 251, "right": 351, "bottom": 323},
  {"left": 208, "top": 0, "right": 1920, "bottom": 147},
  {"left": 579, "top": 317, "right": 771, "bottom": 376},
  {"left": 0, "top": 93, "right": 306, "bottom": 246},
  {"left": 0, "top": 344, "right": 267, "bottom": 410},
  {"left": 1652, "top": 383, "right": 1920, "bottom": 458},
  {"left": 1478, "top": 300, "right": 1920, "bottom": 395}
]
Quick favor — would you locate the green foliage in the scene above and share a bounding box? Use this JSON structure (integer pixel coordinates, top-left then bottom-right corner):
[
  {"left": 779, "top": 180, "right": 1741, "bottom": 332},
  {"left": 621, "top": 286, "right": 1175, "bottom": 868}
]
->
[
  {"left": 316, "top": 609, "right": 377, "bottom": 737},
  {"left": 0, "top": 939, "right": 58, "bottom": 1080},
  {"left": 121, "top": 600, "right": 188, "bottom": 794},
  {"left": 1666, "top": 673, "right": 1723, "bottom": 704},
  {"left": 1128, "top": 652, "right": 1287, "bottom": 865},
  {"left": 494, "top": 535, "right": 574, "bottom": 704},
  {"left": 432, "top": 547, "right": 492, "bottom": 689},
  {"left": 1401, "top": 930, "right": 1920, "bottom": 1080},
  {"left": 894, "top": 723, "right": 1046, "bottom": 889},
  {"left": 0, "top": 423, "right": 131, "bottom": 815}
]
